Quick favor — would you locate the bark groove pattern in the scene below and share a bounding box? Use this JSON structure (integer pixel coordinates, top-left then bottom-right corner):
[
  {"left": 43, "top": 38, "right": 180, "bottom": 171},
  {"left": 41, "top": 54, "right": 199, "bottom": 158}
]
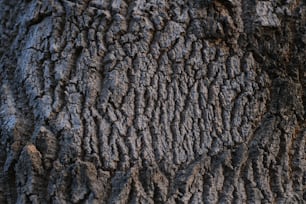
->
[{"left": 0, "top": 0, "right": 305, "bottom": 203}]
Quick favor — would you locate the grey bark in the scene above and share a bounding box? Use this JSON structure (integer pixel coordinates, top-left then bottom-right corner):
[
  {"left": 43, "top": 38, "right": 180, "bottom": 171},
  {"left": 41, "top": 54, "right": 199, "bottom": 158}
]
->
[{"left": 0, "top": 0, "right": 305, "bottom": 203}]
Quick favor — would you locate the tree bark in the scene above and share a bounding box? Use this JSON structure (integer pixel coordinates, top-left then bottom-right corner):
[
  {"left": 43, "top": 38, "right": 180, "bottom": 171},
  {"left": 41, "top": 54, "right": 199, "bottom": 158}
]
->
[{"left": 0, "top": 0, "right": 305, "bottom": 203}]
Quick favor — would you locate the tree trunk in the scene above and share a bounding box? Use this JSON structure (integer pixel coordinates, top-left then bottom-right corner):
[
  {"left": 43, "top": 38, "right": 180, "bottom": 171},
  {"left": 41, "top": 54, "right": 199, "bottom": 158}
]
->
[{"left": 0, "top": 0, "right": 305, "bottom": 203}]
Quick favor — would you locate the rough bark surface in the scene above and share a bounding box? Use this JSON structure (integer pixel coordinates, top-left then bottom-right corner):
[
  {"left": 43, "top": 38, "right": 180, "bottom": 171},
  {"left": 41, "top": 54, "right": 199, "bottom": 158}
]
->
[{"left": 0, "top": 0, "right": 305, "bottom": 203}]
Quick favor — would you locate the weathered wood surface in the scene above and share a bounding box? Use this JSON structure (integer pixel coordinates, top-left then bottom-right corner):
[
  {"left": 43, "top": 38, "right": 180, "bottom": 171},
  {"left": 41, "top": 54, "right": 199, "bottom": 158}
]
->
[{"left": 0, "top": 0, "right": 305, "bottom": 203}]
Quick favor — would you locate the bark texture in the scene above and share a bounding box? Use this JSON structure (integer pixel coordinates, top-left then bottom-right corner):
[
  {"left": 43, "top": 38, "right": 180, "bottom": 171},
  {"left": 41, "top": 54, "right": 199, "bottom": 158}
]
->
[{"left": 0, "top": 0, "right": 306, "bottom": 203}]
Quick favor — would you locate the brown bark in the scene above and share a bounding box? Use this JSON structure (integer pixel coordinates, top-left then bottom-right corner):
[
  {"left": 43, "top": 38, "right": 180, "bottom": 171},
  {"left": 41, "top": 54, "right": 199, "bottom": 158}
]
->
[{"left": 0, "top": 0, "right": 305, "bottom": 203}]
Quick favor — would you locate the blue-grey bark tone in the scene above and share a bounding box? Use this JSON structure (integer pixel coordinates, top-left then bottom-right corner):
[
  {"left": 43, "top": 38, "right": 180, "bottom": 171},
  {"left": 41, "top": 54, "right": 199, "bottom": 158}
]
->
[{"left": 0, "top": 0, "right": 305, "bottom": 203}]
